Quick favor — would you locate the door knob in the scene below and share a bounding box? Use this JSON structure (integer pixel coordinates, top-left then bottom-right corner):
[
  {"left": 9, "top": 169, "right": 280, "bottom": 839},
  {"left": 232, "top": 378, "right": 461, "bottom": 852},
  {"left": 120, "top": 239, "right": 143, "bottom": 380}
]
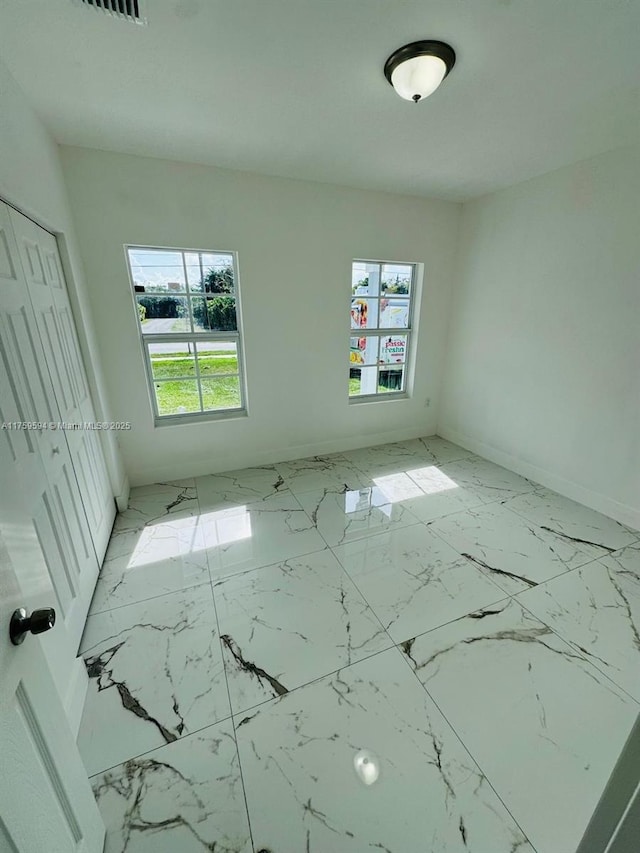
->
[
  {"left": 52, "top": 446, "right": 60, "bottom": 455},
  {"left": 9, "top": 607, "right": 56, "bottom": 645}
]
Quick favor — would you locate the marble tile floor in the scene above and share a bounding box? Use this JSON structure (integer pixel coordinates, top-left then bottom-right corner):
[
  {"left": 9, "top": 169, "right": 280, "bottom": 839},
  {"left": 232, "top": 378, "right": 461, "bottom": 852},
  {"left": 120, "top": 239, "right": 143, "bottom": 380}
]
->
[{"left": 78, "top": 436, "right": 640, "bottom": 853}]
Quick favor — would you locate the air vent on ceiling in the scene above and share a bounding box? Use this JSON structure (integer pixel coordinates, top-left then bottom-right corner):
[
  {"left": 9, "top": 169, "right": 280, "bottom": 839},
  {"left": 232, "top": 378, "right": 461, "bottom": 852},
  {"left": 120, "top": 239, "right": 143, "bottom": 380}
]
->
[{"left": 77, "top": 0, "right": 147, "bottom": 25}]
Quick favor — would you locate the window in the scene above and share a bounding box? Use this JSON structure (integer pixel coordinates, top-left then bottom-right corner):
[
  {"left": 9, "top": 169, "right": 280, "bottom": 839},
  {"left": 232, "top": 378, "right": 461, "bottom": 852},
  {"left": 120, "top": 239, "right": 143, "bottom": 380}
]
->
[
  {"left": 349, "top": 260, "right": 415, "bottom": 400},
  {"left": 126, "top": 245, "right": 246, "bottom": 423}
]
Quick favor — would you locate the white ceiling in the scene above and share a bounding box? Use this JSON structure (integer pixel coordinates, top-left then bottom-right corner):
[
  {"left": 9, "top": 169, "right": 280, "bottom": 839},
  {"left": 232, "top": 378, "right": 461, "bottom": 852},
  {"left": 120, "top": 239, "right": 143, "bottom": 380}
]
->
[{"left": 0, "top": 0, "right": 639, "bottom": 201}]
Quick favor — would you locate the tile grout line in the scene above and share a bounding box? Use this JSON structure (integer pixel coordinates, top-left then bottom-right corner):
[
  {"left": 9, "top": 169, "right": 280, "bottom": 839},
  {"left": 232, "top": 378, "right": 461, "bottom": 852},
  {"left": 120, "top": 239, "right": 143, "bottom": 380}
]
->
[
  {"left": 94, "top": 475, "right": 508, "bottom": 621},
  {"left": 317, "top": 516, "right": 551, "bottom": 850},
  {"left": 324, "top": 544, "right": 405, "bottom": 662},
  {"left": 196, "top": 481, "right": 258, "bottom": 852},
  {"left": 516, "top": 597, "right": 640, "bottom": 709},
  {"left": 209, "top": 579, "right": 258, "bottom": 851},
  {"left": 392, "top": 639, "right": 542, "bottom": 853},
  {"left": 86, "top": 580, "right": 637, "bottom": 795},
  {"left": 85, "top": 577, "right": 213, "bottom": 620},
  {"left": 83, "top": 587, "right": 238, "bottom": 777},
  {"left": 209, "top": 528, "right": 509, "bottom": 730},
  {"left": 98, "top": 465, "right": 622, "bottom": 686},
  {"left": 496, "top": 499, "right": 637, "bottom": 557},
  {"left": 423, "top": 504, "right": 631, "bottom": 601},
  {"left": 98, "top": 458, "right": 633, "bottom": 656},
  {"left": 93, "top": 444, "right": 638, "bottom": 846},
  {"left": 87, "top": 709, "right": 236, "bottom": 780},
  {"left": 81, "top": 540, "right": 633, "bottom": 776},
  {"left": 322, "top": 534, "right": 509, "bottom": 651},
  {"left": 423, "top": 518, "right": 523, "bottom": 598},
  {"left": 499, "top": 492, "right": 640, "bottom": 542},
  {"left": 218, "top": 643, "right": 410, "bottom": 735}
]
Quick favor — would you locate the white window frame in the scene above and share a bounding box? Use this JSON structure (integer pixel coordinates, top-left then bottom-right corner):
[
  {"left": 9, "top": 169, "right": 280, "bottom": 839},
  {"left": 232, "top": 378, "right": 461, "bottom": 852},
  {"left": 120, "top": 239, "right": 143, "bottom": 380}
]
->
[
  {"left": 125, "top": 244, "right": 248, "bottom": 426},
  {"left": 349, "top": 258, "right": 417, "bottom": 403}
]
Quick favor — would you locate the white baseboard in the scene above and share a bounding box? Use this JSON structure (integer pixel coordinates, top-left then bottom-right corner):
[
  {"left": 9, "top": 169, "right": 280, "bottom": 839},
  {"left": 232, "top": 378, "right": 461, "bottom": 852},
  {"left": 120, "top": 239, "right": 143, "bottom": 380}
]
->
[
  {"left": 64, "top": 655, "right": 89, "bottom": 740},
  {"left": 438, "top": 425, "right": 640, "bottom": 531},
  {"left": 129, "top": 423, "right": 437, "bottom": 487}
]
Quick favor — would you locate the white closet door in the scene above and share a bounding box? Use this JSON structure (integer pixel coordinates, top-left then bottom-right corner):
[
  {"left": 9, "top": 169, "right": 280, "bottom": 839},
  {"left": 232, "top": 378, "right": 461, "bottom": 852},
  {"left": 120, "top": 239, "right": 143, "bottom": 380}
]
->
[
  {"left": 9, "top": 208, "right": 115, "bottom": 563},
  {"left": 0, "top": 447, "right": 104, "bottom": 853},
  {"left": 0, "top": 202, "right": 99, "bottom": 653}
]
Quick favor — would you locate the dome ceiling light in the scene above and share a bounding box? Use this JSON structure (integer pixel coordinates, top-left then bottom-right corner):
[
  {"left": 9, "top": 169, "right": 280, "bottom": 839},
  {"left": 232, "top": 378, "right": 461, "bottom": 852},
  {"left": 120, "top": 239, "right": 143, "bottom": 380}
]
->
[{"left": 384, "top": 40, "right": 456, "bottom": 103}]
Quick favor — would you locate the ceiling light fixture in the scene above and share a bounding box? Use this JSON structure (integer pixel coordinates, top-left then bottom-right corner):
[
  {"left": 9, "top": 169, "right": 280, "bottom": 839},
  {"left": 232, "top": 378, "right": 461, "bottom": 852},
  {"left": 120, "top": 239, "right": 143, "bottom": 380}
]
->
[{"left": 384, "top": 40, "right": 456, "bottom": 103}]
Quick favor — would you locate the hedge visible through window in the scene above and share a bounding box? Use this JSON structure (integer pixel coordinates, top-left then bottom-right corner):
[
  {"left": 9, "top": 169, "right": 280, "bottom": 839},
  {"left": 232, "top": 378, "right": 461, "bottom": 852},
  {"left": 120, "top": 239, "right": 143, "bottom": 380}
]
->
[{"left": 126, "top": 246, "right": 246, "bottom": 420}]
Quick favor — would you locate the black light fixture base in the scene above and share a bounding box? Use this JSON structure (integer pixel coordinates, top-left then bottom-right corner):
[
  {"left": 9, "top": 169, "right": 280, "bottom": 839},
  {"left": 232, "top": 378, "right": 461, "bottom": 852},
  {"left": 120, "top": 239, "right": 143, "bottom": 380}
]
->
[{"left": 384, "top": 39, "right": 456, "bottom": 88}]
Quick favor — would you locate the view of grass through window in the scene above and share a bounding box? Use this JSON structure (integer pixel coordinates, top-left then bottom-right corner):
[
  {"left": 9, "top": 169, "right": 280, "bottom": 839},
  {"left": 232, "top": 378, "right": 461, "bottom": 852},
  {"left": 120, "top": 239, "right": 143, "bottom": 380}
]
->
[{"left": 126, "top": 246, "right": 245, "bottom": 419}]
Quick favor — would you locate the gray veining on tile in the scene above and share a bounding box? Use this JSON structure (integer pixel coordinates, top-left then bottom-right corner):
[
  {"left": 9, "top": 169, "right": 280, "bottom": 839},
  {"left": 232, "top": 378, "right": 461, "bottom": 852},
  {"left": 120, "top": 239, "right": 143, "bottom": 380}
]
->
[
  {"left": 78, "top": 585, "right": 229, "bottom": 776},
  {"left": 430, "top": 502, "right": 600, "bottom": 594},
  {"left": 296, "top": 485, "right": 417, "bottom": 547},
  {"left": 398, "top": 435, "right": 475, "bottom": 465},
  {"left": 438, "top": 456, "right": 536, "bottom": 504},
  {"left": 275, "top": 452, "right": 368, "bottom": 496},
  {"left": 333, "top": 523, "right": 506, "bottom": 643},
  {"left": 86, "top": 435, "right": 638, "bottom": 851},
  {"left": 517, "top": 544, "right": 640, "bottom": 702},
  {"left": 196, "top": 491, "right": 327, "bottom": 580},
  {"left": 399, "top": 464, "right": 488, "bottom": 522},
  {"left": 503, "top": 486, "right": 639, "bottom": 557},
  {"left": 114, "top": 479, "right": 198, "bottom": 532},
  {"left": 341, "top": 441, "right": 436, "bottom": 477},
  {"left": 236, "top": 648, "right": 534, "bottom": 853},
  {"left": 214, "top": 549, "right": 391, "bottom": 714},
  {"left": 92, "top": 722, "right": 252, "bottom": 853},
  {"left": 89, "top": 520, "right": 210, "bottom": 614},
  {"left": 401, "top": 598, "right": 638, "bottom": 853},
  {"left": 195, "top": 464, "right": 290, "bottom": 512}
]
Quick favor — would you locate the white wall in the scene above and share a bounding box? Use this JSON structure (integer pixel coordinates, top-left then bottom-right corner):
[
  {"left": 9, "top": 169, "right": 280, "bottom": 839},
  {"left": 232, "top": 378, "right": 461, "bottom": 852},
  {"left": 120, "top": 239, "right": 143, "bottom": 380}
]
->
[
  {"left": 0, "top": 59, "right": 127, "bottom": 728},
  {"left": 60, "top": 146, "right": 461, "bottom": 486},
  {"left": 0, "top": 60, "right": 127, "bottom": 506},
  {"left": 440, "top": 145, "right": 640, "bottom": 528}
]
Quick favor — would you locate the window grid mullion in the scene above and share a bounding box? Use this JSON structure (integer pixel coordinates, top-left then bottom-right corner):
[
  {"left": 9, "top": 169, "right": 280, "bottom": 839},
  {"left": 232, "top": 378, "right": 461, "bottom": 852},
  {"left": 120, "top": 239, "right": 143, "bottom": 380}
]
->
[
  {"left": 181, "top": 251, "right": 190, "bottom": 294},
  {"left": 193, "top": 342, "right": 205, "bottom": 412},
  {"left": 195, "top": 373, "right": 240, "bottom": 381},
  {"left": 142, "top": 332, "right": 240, "bottom": 344},
  {"left": 127, "top": 244, "right": 246, "bottom": 421},
  {"left": 144, "top": 339, "right": 162, "bottom": 420},
  {"left": 153, "top": 375, "right": 199, "bottom": 384},
  {"left": 151, "top": 372, "right": 241, "bottom": 384},
  {"left": 351, "top": 327, "right": 412, "bottom": 336},
  {"left": 349, "top": 260, "right": 414, "bottom": 400},
  {"left": 181, "top": 251, "right": 196, "bottom": 338}
]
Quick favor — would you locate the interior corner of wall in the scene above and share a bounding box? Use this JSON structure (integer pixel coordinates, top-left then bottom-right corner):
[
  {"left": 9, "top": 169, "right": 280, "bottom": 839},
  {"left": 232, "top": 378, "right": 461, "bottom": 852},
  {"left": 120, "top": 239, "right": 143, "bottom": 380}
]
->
[
  {"left": 114, "top": 473, "right": 130, "bottom": 512},
  {"left": 438, "top": 423, "right": 640, "bottom": 531}
]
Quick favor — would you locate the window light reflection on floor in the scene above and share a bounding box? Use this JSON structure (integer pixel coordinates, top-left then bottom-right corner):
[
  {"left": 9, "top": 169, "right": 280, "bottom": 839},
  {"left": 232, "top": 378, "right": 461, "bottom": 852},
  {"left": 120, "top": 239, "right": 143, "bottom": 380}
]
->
[
  {"left": 373, "top": 466, "right": 459, "bottom": 504},
  {"left": 343, "top": 488, "right": 393, "bottom": 520},
  {"left": 126, "top": 506, "right": 252, "bottom": 569}
]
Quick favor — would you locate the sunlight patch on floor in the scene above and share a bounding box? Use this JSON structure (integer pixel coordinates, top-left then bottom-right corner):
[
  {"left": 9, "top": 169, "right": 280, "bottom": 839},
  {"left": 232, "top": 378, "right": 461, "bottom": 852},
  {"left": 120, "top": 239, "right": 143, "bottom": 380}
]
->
[{"left": 373, "top": 466, "right": 459, "bottom": 504}]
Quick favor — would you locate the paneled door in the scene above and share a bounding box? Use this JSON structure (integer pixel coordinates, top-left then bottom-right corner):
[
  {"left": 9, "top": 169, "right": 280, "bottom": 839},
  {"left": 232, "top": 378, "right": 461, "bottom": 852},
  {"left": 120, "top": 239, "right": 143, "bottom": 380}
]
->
[
  {"left": 9, "top": 208, "right": 115, "bottom": 564},
  {"left": 0, "top": 202, "right": 101, "bottom": 658},
  {"left": 0, "top": 435, "right": 104, "bottom": 852}
]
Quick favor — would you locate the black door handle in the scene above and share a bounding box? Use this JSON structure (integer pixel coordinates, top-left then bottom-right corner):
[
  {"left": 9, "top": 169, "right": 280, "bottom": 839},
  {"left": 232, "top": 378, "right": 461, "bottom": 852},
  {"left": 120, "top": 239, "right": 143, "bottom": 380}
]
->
[{"left": 9, "top": 607, "right": 56, "bottom": 645}]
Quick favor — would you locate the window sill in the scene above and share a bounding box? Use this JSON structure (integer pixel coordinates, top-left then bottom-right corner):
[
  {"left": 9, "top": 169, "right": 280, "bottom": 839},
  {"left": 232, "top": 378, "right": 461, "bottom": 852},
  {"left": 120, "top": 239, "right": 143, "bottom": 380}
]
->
[
  {"left": 154, "top": 408, "right": 248, "bottom": 427},
  {"left": 348, "top": 392, "right": 409, "bottom": 405}
]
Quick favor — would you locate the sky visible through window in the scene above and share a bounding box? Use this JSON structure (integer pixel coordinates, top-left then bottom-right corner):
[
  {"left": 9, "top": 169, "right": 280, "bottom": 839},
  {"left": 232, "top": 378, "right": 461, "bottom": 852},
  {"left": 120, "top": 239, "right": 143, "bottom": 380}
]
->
[
  {"left": 126, "top": 246, "right": 245, "bottom": 420},
  {"left": 350, "top": 260, "right": 414, "bottom": 399},
  {"left": 351, "top": 262, "right": 411, "bottom": 292},
  {"left": 128, "top": 248, "right": 232, "bottom": 291}
]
